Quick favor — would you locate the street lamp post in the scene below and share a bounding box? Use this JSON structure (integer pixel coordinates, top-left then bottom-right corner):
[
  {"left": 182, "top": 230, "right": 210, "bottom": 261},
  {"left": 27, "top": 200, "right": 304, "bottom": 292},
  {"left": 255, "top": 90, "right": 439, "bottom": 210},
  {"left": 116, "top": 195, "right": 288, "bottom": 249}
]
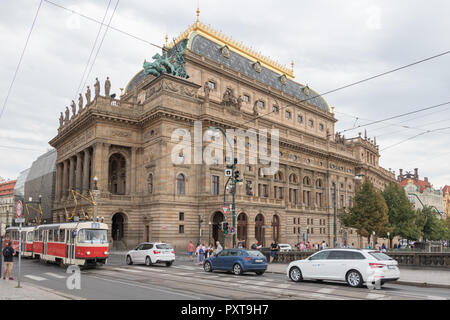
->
[
  {"left": 92, "top": 176, "right": 100, "bottom": 221},
  {"left": 332, "top": 182, "right": 337, "bottom": 248}
]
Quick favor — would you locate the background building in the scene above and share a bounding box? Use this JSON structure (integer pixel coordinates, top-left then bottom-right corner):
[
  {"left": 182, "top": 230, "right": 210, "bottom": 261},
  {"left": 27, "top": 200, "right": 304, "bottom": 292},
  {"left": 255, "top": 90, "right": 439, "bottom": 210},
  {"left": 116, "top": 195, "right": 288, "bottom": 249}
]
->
[
  {"left": 49, "top": 16, "right": 395, "bottom": 250},
  {"left": 0, "top": 179, "right": 16, "bottom": 235},
  {"left": 23, "top": 149, "right": 57, "bottom": 224},
  {"left": 398, "top": 168, "right": 444, "bottom": 218},
  {"left": 442, "top": 185, "right": 450, "bottom": 220}
]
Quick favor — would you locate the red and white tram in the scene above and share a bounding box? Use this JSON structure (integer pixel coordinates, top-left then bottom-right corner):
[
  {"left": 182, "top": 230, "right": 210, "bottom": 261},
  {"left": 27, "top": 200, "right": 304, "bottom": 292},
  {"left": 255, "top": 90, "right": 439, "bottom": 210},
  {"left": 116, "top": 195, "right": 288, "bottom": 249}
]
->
[
  {"left": 4, "top": 221, "right": 109, "bottom": 267},
  {"left": 3, "top": 226, "right": 35, "bottom": 257}
]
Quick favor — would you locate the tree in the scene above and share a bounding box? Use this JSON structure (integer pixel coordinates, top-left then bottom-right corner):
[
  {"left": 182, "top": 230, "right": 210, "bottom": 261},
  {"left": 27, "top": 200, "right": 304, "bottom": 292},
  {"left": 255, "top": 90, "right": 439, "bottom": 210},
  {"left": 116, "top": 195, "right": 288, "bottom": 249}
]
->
[
  {"left": 421, "top": 206, "right": 448, "bottom": 241},
  {"left": 381, "top": 182, "right": 423, "bottom": 246},
  {"left": 340, "top": 178, "right": 389, "bottom": 246}
]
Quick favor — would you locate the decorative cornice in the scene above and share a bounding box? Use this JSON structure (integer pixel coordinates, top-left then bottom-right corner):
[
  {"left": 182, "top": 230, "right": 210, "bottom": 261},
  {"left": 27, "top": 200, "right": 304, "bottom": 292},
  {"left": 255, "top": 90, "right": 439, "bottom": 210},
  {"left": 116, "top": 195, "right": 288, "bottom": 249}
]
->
[{"left": 168, "top": 21, "right": 294, "bottom": 79}]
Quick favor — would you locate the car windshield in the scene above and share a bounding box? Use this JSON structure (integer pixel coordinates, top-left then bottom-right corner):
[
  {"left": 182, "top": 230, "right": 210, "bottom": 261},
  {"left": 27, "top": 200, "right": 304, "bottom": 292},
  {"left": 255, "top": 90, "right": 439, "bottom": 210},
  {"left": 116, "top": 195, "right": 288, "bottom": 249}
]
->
[
  {"left": 369, "top": 251, "right": 393, "bottom": 261},
  {"left": 156, "top": 244, "right": 172, "bottom": 250},
  {"left": 78, "top": 229, "right": 107, "bottom": 244},
  {"left": 246, "top": 250, "right": 264, "bottom": 257}
]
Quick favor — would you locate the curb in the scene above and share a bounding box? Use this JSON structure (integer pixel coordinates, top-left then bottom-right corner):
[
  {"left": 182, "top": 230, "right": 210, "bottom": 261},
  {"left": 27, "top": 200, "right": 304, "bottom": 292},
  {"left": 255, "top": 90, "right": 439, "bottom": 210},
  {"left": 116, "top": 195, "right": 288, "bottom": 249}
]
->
[{"left": 25, "top": 281, "right": 87, "bottom": 300}]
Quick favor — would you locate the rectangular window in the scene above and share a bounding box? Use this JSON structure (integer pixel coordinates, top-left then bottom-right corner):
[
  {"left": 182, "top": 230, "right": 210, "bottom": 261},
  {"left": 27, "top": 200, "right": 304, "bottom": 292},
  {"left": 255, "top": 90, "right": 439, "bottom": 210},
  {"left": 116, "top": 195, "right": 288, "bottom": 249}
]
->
[
  {"left": 263, "top": 185, "right": 268, "bottom": 198},
  {"left": 208, "top": 81, "right": 216, "bottom": 89},
  {"left": 179, "top": 225, "right": 184, "bottom": 234},
  {"left": 243, "top": 95, "right": 250, "bottom": 103},
  {"left": 340, "top": 195, "right": 345, "bottom": 208},
  {"left": 212, "top": 175, "right": 220, "bottom": 195},
  {"left": 273, "top": 105, "right": 279, "bottom": 113},
  {"left": 257, "top": 101, "right": 265, "bottom": 109},
  {"left": 179, "top": 212, "right": 184, "bottom": 221},
  {"left": 297, "top": 115, "right": 303, "bottom": 123},
  {"left": 285, "top": 111, "right": 292, "bottom": 119}
]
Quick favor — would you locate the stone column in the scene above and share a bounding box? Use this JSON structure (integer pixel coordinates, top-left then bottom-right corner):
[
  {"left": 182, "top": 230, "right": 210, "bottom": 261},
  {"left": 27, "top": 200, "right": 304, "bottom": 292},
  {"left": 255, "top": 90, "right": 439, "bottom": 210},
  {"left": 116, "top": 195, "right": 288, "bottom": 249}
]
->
[
  {"left": 76, "top": 153, "right": 83, "bottom": 192},
  {"left": 130, "top": 147, "right": 137, "bottom": 194},
  {"left": 69, "top": 156, "right": 75, "bottom": 193},
  {"left": 92, "top": 142, "right": 109, "bottom": 192},
  {"left": 62, "top": 160, "right": 69, "bottom": 200},
  {"left": 82, "top": 149, "right": 91, "bottom": 194}
]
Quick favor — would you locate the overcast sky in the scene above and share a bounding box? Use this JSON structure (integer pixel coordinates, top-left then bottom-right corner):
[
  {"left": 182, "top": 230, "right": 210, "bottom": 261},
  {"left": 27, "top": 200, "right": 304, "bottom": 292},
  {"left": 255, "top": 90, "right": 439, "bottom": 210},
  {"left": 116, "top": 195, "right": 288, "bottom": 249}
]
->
[{"left": 0, "top": 0, "right": 449, "bottom": 187}]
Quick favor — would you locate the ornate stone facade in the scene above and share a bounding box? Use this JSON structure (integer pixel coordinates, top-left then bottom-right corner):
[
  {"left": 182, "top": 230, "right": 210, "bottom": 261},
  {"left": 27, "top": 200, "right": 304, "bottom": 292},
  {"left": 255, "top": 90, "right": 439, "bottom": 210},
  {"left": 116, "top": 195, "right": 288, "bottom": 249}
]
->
[{"left": 49, "top": 19, "right": 396, "bottom": 251}]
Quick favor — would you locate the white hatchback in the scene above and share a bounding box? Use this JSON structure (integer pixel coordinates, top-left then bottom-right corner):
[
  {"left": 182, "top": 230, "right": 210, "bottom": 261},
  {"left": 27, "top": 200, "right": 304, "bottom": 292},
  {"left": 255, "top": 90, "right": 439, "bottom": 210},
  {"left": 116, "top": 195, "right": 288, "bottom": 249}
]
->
[
  {"left": 278, "top": 244, "right": 292, "bottom": 252},
  {"left": 287, "top": 249, "right": 400, "bottom": 287},
  {"left": 126, "top": 242, "right": 175, "bottom": 267}
]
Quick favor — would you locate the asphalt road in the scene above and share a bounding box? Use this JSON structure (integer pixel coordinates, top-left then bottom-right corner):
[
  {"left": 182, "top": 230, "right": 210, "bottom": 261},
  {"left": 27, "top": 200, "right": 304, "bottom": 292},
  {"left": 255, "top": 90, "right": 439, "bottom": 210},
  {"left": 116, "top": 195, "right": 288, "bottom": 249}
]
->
[{"left": 7, "top": 254, "right": 450, "bottom": 300}]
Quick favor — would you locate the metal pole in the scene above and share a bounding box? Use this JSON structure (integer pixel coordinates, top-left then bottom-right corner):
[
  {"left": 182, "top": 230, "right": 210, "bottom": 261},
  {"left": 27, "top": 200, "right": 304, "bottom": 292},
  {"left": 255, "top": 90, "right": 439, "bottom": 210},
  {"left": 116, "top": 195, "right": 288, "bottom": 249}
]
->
[
  {"left": 333, "top": 182, "right": 337, "bottom": 248},
  {"left": 16, "top": 221, "right": 22, "bottom": 288}
]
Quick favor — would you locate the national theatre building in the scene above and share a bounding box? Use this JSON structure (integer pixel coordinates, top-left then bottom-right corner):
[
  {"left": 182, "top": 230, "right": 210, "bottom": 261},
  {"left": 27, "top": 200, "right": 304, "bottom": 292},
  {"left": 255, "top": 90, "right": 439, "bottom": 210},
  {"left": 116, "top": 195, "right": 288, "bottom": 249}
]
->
[{"left": 49, "top": 13, "right": 395, "bottom": 250}]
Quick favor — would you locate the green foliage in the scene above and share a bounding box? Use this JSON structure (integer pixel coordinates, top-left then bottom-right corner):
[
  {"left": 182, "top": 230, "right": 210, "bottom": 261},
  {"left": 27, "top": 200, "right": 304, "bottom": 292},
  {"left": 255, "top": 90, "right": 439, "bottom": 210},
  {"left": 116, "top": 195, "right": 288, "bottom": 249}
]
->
[
  {"left": 421, "top": 206, "right": 448, "bottom": 241},
  {"left": 381, "top": 182, "right": 423, "bottom": 241},
  {"left": 340, "top": 179, "right": 389, "bottom": 242}
]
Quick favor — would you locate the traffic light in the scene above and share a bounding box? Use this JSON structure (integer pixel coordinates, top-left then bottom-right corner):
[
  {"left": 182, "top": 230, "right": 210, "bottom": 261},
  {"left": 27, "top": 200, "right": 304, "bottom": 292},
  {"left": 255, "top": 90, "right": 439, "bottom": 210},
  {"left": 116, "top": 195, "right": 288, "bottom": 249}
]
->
[
  {"left": 223, "top": 221, "right": 229, "bottom": 234},
  {"left": 233, "top": 170, "right": 241, "bottom": 183}
]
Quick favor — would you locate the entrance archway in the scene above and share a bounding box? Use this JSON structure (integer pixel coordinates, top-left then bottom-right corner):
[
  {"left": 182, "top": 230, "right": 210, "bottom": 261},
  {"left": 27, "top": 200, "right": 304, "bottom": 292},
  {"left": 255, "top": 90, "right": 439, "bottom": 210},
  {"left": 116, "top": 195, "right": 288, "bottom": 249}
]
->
[
  {"left": 112, "top": 212, "right": 126, "bottom": 245},
  {"left": 255, "top": 214, "right": 265, "bottom": 247},
  {"left": 237, "top": 213, "right": 248, "bottom": 248},
  {"left": 211, "top": 211, "right": 225, "bottom": 245}
]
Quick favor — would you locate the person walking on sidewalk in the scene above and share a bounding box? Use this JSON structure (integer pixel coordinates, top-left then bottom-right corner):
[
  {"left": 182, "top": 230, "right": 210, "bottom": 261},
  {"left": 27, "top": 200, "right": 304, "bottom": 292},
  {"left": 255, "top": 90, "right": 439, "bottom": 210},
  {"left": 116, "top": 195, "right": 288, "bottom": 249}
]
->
[
  {"left": 188, "top": 241, "right": 195, "bottom": 260},
  {"left": 215, "top": 241, "right": 223, "bottom": 255},
  {"left": 2, "top": 241, "right": 15, "bottom": 280}
]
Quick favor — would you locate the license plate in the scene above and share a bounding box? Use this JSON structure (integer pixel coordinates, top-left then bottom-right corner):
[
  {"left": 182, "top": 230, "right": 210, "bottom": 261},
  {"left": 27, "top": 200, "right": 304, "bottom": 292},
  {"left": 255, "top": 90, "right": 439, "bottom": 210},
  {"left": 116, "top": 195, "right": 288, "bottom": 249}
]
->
[
  {"left": 388, "top": 265, "right": 396, "bottom": 270},
  {"left": 255, "top": 259, "right": 263, "bottom": 263}
]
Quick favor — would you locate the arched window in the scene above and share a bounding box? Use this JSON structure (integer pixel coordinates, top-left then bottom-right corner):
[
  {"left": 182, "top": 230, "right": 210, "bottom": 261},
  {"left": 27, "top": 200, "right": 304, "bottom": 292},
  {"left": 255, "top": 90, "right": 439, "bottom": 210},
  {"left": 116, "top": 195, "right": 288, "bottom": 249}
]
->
[
  {"left": 316, "top": 179, "right": 323, "bottom": 188},
  {"left": 148, "top": 173, "right": 153, "bottom": 194},
  {"left": 303, "top": 176, "right": 311, "bottom": 186},
  {"left": 272, "top": 215, "right": 280, "bottom": 243},
  {"left": 289, "top": 174, "right": 298, "bottom": 184},
  {"left": 109, "top": 153, "right": 126, "bottom": 195},
  {"left": 177, "top": 174, "right": 185, "bottom": 195},
  {"left": 274, "top": 171, "right": 283, "bottom": 182}
]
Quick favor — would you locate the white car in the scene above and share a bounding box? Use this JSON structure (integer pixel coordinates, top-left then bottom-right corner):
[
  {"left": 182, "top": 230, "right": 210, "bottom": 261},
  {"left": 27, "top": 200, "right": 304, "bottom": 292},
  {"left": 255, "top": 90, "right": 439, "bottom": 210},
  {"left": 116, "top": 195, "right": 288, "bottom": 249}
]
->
[
  {"left": 287, "top": 249, "right": 400, "bottom": 287},
  {"left": 126, "top": 242, "right": 175, "bottom": 267},
  {"left": 278, "top": 244, "right": 292, "bottom": 252}
]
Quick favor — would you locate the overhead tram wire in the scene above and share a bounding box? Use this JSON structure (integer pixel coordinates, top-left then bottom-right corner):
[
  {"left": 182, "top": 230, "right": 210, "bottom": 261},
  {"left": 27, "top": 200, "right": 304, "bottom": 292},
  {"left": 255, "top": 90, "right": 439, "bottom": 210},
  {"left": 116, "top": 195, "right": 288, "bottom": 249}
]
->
[
  {"left": 380, "top": 125, "right": 450, "bottom": 151},
  {"left": 81, "top": 0, "right": 120, "bottom": 94},
  {"left": 43, "top": 0, "right": 163, "bottom": 50},
  {"left": 0, "top": 0, "right": 44, "bottom": 120},
  {"left": 241, "top": 50, "right": 450, "bottom": 128},
  {"left": 337, "top": 100, "right": 450, "bottom": 135},
  {"left": 38, "top": 1, "right": 450, "bottom": 160},
  {"left": 74, "top": 0, "right": 112, "bottom": 100}
]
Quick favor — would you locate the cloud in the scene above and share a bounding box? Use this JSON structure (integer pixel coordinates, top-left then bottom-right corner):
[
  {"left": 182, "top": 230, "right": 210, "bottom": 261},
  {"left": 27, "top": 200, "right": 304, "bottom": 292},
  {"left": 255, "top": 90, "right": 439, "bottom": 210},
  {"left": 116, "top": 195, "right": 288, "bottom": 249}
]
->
[{"left": 0, "top": 0, "right": 449, "bottom": 188}]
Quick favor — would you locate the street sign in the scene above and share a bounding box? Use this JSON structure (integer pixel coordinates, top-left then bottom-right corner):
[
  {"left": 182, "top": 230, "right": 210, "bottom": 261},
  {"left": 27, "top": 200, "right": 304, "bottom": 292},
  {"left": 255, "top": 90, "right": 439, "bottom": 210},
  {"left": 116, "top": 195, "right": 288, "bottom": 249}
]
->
[
  {"left": 230, "top": 227, "right": 236, "bottom": 235},
  {"left": 224, "top": 169, "right": 232, "bottom": 177},
  {"left": 221, "top": 206, "right": 229, "bottom": 215},
  {"left": 15, "top": 218, "right": 25, "bottom": 223},
  {"left": 16, "top": 200, "right": 23, "bottom": 218}
]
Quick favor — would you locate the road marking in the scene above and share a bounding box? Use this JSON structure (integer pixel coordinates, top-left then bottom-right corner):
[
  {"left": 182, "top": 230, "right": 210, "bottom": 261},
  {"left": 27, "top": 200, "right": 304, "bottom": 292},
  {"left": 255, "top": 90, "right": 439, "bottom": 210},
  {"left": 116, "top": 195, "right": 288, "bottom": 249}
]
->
[
  {"left": 44, "top": 272, "right": 66, "bottom": 279},
  {"left": 25, "top": 275, "right": 47, "bottom": 281},
  {"left": 366, "top": 293, "right": 385, "bottom": 299},
  {"left": 317, "top": 288, "right": 335, "bottom": 294},
  {"left": 129, "top": 266, "right": 167, "bottom": 272},
  {"left": 173, "top": 265, "right": 201, "bottom": 271},
  {"left": 113, "top": 268, "right": 144, "bottom": 273},
  {"left": 275, "top": 283, "right": 291, "bottom": 289}
]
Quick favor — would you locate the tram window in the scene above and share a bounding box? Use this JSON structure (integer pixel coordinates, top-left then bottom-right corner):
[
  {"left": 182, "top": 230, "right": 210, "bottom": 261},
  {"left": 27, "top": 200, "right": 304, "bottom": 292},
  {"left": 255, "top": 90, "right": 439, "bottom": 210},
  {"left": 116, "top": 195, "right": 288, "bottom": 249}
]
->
[
  {"left": 54, "top": 230, "right": 59, "bottom": 242},
  {"left": 27, "top": 232, "right": 33, "bottom": 242},
  {"left": 78, "top": 229, "right": 107, "bottom": 244},
  {"left": 48, "top": 230, "right": 54, "bottom": 242},
  {"left": 59, "top": 230, "right": 65, "bottom": 242},
  {"left": 39, "top": 230, "right": 43, "bottom": 241}
]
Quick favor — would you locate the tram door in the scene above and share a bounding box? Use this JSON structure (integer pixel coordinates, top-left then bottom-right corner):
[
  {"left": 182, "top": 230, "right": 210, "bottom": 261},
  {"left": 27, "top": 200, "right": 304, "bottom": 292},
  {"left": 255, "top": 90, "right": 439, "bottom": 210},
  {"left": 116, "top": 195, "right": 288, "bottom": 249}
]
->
[
  {"left": 66, "top": 229, "right": 75, "bottom": 264},
  {"left": 43, "top": 230, "right": 47, "bottom": 256}
]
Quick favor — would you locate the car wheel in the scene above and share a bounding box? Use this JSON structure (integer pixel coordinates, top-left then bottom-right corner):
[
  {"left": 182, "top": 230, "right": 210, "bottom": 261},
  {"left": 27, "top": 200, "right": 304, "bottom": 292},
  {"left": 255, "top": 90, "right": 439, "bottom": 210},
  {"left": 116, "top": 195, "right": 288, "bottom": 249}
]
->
[
  {"left": 289, "top": 266, "right": 303, "bottom": 282},
  {"left": 346, "top": 270, "right": 363, "bottom": 288},
  {"left": 165, "top": 261, "right": 173, "bottom": 267},
  {"left": 255, "top": 271, "right": 265, "bottom": 276},
  {"left": 145, "top": 256, "right": 153, "bottom": 266},
  {"left": 126, "top": 255, "right": 133, "bottom": 265},
  {"left": 233, "top": 263, "right": 243, "bottom": 275},
  {"left": 204, "top": 261, "right": 213, "bottom": 272}
]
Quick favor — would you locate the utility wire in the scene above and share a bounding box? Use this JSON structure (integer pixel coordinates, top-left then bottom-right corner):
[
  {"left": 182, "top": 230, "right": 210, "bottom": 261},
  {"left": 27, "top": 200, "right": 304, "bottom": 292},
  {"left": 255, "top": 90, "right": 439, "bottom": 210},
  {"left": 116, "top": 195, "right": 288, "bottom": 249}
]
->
[
  {"left": 380, "top": 126, "right": 450, "bottom": 151},
  {"left": 80, "top": 0, "right": 119, "bottom": 95},
  {"left": 74, "top": 0, "right": 112, "bottom": 100},
  {"left": 43, "top": 0, "right": 163, "bottom": 50},
  {"left": 0, "top": 0, "right": 44, "bottom": 120}
]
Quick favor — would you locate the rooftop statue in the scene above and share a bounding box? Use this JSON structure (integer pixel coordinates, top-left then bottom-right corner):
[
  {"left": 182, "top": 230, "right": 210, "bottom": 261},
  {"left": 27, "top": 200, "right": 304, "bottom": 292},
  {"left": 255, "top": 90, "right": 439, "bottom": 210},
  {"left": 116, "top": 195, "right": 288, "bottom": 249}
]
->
[
  {"left": 85, "top": 86, "right": 91, "bottom": 104},
  {"left": 143, "top": 39, "right": 189, "bottom": 79},
  {"left": 94, "top": 78, "right": 100, "bottom": 97}
]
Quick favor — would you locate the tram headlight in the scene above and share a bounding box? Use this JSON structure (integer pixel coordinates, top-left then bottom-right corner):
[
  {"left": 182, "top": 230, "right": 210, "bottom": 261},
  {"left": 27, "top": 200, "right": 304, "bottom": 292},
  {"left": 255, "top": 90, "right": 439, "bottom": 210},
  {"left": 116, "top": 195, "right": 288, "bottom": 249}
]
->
[
  {"left": 104, "top": 251, "right": 108, "bottom": 255},
  {"left": 86, "top": 251, "right": 91, "bottom": 255}
]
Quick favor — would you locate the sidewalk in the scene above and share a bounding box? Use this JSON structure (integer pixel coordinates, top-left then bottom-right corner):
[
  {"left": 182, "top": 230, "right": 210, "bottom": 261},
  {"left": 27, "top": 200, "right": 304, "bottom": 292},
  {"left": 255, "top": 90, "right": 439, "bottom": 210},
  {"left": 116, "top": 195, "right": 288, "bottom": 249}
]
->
[
  {"left": 266, "top": 263, "right": 450, "bottom": 288},
  {"left": 0, "top": 279, "right": 82, "bottom": 300}
]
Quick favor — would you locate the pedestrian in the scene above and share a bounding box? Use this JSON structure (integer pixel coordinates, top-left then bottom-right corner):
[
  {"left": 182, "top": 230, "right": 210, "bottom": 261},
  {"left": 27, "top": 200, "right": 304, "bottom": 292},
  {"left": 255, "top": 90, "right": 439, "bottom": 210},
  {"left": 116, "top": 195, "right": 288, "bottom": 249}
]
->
[
  {"left": 215, "top": 241, "right": 223, "bottom": 255},
  {"left": 375, "top": 242, "right": 381, "bottom": 251},
  {"left": 314, "top": 243, "right": 319, "bottom": 251},
  {"left": 237, "top": 240, "right": 244, "bottom": 249},
  {"left": 2, "top": 241, "right": 15, "bottom": 280},
  {"left": 366, "top": 244, "right": 371, "bottom": 249},
  {"left": 198, "top": 244, "right": 205, "bottom": 265},
  {"left": 208, "top": 243, "right": 214, "bottom": 257},
  {"left": 299, "top": 242, "right": 304, "bottom": 252},
  {"left": 382, "top": 243, "right": 387, "bottom": 253},
  {"left": 188, "top": 241, "right": 194, "bottom": 260},
  {"left": 269, "top": 242, "right": 279, "bottom": 263},
  {"left": 307, "top": 241, "right": 311, "bottom": 250},
  {"left": 320, "top": 241, "right": 326, "bottom": 250}
]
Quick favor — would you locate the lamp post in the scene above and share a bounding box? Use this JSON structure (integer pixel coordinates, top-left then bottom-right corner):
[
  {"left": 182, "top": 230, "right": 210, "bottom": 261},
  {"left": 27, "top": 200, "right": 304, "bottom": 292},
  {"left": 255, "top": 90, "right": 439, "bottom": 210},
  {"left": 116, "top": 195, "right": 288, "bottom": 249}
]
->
[
  {"left": 92, "top": 176, "right": 100, "bottom": 222},
  {"left": 332, "top": 182, "right": 337, "bottom": 248}
]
